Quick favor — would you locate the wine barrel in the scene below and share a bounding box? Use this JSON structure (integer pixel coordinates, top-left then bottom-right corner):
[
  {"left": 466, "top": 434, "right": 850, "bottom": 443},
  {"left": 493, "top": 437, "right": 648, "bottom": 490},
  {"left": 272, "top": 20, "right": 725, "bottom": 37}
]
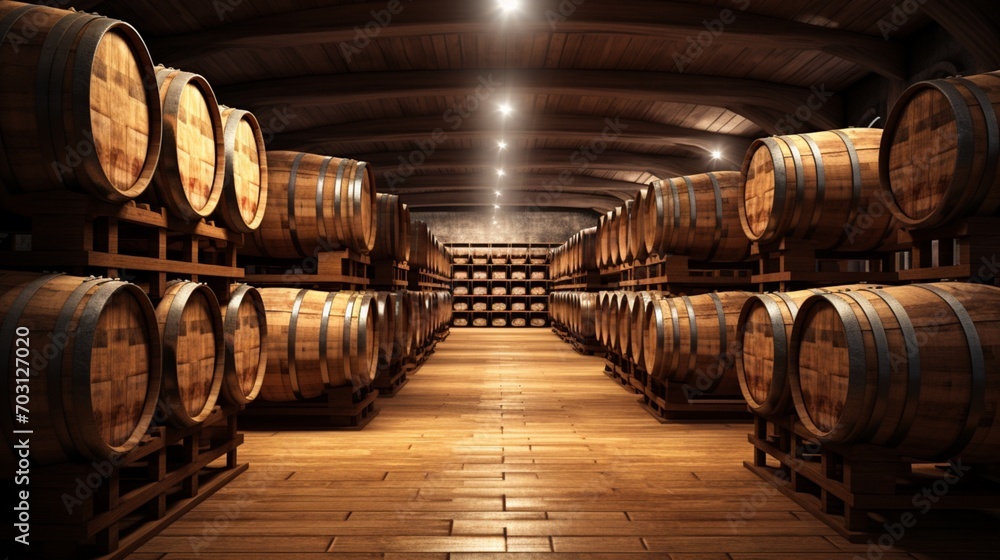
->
[
  {"left": 151, "top": 67, "right": 225, "bottom": 221},
  {"left": 220, "top": 285, "right": 267, "bottom": 406},
  {"left": 391, "top": 291, "right": 413, "bottom": 360},
  {"left": 248, "top": 151, "right": 377, "bottom": 258},
  {"left": 616, "top": 291, "right": 640, "bottom": 360},
  {"left": 880, "top": 71, "right": 1000, "bottom": 229},
  {"left": 642, "top": 180, "right": 667, "bottom": 257},
  {"left": 650, "top": 172, "right": 752, "bottom": 262},
  {"left": 629, "top": 291, "right": 669, "bottom": 368},
  {"left": 0, "top": 271, "right": 161, "bottom": 465},
  {"left": 372, "top": 193, "right": 409, "bottom": 262},
  {"left": 644, "top": 291, "right": 752, "bottom": 395},
  {"left": 740, "top": 128, "right": 895, "bottom": 251},
  {"left": 618, "top": 200, "right": 634, "bottom": 264},
  {"left": 790, "top": 283, "right": 1000, "bottom": 462},
  {"left": 629, "top": 189, "right": 649, "bottom": 262},
  {"left": 216, "top": 107, "right": 268, "bottom": 233},
  {"left": 258, "top": 289, "right": 377, "bottom": 401},
  {"left": 736, "top": 284, "right": 878, "bottom": 417},
  {"left": 373, "top": 292, "right": 396, "bottom": 369},
  {"left": 0, "top": 2, "right": 162, "bottom": 203},
  {"left": 156, "top": 281, "right": 224, "bottom": 427},
  {"left": 597, "top": 211, "right": 613, "bottom": 268}
]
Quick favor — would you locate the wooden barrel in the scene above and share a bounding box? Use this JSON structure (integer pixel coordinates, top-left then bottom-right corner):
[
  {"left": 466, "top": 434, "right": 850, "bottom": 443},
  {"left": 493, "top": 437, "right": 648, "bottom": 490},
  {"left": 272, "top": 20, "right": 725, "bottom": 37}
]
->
[
  {"left": 390, "top": 291, "right": 413, "bottom": 360},
  {"left": 597, "top": 211, "right": 613, "bottom": 268},
  {"left": 373, "top": 292, "right": 396, "bottom": 369},
  {"left": 650, "top": 172, "right": 752, "bottom": 262},
  {"left": 150, "top": 67, "right": 225, "bottom": 221},
  {"left": 0, "top": 271, "right": 161, "bottom": 465},
  {"left": 346, "top": 291, "right": 378, "bottom": 387},
  {"left": 618, "top": 200, "right": 634, "bottom": 264},
  {"left": 216, "top": 107, "right": 268, "bottom": 233},
  {"left": 740, "top": 128, "right": 895, "bottom": 251},
  {"left": 258, "top": 289, "right": 377, "bottom": 401},
  {"left": 643, "top": 291, "right": 752, "bottom": 396},
  {"left": 790, "top": 283, "right": 1000, "bottom": 462},
  {"left": 596, "top": 291, "right": 613, "bottom": 346},
  {"left": 0, "top": 2, "right": 162, "bottom": 203},
  {"left": 736, "top": 284, "right": 877, "bottom": 417},
  {"left": 629, "top": 291, "right": 669, "bottom": 368},
  {"left": 642, "top": 180, "right": 667, "bottom": 257},
  {"left": 616, "top": 291, "right": 639, "bottom": 359},
  {"left": 609, "top": 206, "right": 623, "bottom": 266},
  {"left": 629, "top": 189, "right": 649, "bottom": 262},
  {"left": 156, "top": 281, "right": 224, "bottom": 427},
  {"left": 220, "top": 284, "right": 267, "bottom": 406},
  {"left": 248, "top": 151, "right": 377, "bottom": 258},
  {"left": 880, "top": 71, "right": 1000, "bottom": 229},
  {"left": 372, "top": 193, "right": 410, "bottom": 262}
]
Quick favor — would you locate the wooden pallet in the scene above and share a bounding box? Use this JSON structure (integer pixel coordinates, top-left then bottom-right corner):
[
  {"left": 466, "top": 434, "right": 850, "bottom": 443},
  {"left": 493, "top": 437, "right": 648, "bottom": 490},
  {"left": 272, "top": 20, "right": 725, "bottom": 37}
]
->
[
  {"left": 242, "top": 249, "right": 370, "bottom": 290},
  {"left": 241, "top": 384, "right": 380, "bottom": 429},
  {"left": 746, "top": 415, "right": 1000, "bottom": 543},
  {"left": 552, "top": 270, "right": 602, "bottom": 292},
  {"left": 373, "top": 360, "right": 409, "bottom": 397},
  {"left": 640, "top": 376, "right": 750, "bottom": 422},
  {"left": 405, "top": 340, "right": 437, "bottom": 374},
  {"left": 369, "top": 259, "right": 409, "bottom": 289},
  {"left": 619, "top": 254, "right": 754, "bottom": 293},
  {"left": 0, "top": 193, "right": 243, "bottom": 300},
  {"left": 896, "top": 217, "right": 1000, "bottom": 285},
  {"left": 752, "top": 238, "right": 900, "bottom": 292},
  {"left": 5, "top": 405, "right": 246, "bottom": 559},
  {"left": 602, "top": 352, "right": 642, "bottom": 395},
  {"left": 410, "top": 268, "right": 451, "bottom": 291}
]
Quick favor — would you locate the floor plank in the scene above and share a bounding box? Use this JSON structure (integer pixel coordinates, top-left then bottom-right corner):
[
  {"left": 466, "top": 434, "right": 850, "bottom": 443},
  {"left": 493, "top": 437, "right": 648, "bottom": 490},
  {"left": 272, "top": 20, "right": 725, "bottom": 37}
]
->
[{"left": 136, "top": 329, "right": 997, "bottom": 558}]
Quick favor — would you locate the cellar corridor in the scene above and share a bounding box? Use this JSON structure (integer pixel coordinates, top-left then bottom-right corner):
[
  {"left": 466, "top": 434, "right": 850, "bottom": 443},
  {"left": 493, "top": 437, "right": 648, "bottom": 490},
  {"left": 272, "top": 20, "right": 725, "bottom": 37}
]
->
[{"left": 135, "top": 330, "right": 993, "bottom": 559}]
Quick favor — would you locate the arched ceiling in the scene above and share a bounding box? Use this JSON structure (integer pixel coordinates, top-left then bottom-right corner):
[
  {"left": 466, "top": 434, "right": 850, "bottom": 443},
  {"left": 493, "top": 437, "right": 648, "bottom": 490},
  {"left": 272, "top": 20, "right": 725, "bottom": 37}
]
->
[{"left": 63, "top": 0, "right": 950, "bottom": 213}]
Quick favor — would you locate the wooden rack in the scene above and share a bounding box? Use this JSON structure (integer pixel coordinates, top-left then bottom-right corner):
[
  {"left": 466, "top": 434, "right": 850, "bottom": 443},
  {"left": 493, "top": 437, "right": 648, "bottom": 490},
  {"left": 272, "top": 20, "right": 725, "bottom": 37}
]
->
[
  {"left": 0, "top": 193, "right": 243, "bottom": 301},
  {"left": 618, "top": 254, "right": 754, "bottom": 294},
  {"left": 746, "top": 414, "right": 1000, "bottom": 543},
  {"left": 368, "top": 259, "right": 409, "bottom": 290},
  {"left": 752, "top": 239, "right": 901, "bottom": 292},
  {"left": 242, "top": 249, "right": 370, "bottom": 291},
  {"left": 448, "top": 242, "right": 558, "bottom": 328},
  {"left": 896, "top": 217, "right": 1000, "bottom": 285},
  {"left": 241, "top": 384, "right": 380, "bottom": 430},
  {"left": 13, "top": 405, "right": 246, "bottom": 559}
]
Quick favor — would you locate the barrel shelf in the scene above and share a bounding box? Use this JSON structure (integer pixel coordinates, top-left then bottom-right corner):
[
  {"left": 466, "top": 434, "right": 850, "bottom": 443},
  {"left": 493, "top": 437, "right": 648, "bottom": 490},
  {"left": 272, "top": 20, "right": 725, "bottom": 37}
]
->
[
  {"left": 373, "top": 358, "right": 409, "bottom": 397},
  {"left": 13, "top": 404, "right": 246, "bottom": 560},
  {"left": 369, "top": 259, "right": 409, "bottom": 290},
  {"left": 412, "top": 268, "right": 451, "bottom": 291},
  {"left": 751, "top": 238, "right": 901, "bottom": 292},
  {"left": 622, "top": 254, "right": 755, "bottom": 293},
  {"left": 241, "top": 383, "right": 380, "bottom": 430},
  {"left": 0, "top": 192, "right": 244, "bottom": 300},
  {"left": 640, "top": 376, "right": 751, "bottom": 422},
  {"left": 746, "top": 414, "right": 1000, "bottom": 544},
  {"left": 895, "top": 217, "right": 1000, "bottom": 285},
  {"left": 448, "top": 243, "right": 556, "bottom": 326},
  {"left": 242, "top": 248, "right": 370, "bottom": 290}
]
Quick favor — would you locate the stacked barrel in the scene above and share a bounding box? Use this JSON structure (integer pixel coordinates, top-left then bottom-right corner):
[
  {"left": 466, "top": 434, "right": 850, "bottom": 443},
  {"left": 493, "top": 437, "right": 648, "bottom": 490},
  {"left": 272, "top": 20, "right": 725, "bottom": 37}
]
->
[
  {"left": 410, "top": 220, "right": 452, "bottom": 277},
  {"left": 0, "top": 2, "right": 273, "bottom": 473}
]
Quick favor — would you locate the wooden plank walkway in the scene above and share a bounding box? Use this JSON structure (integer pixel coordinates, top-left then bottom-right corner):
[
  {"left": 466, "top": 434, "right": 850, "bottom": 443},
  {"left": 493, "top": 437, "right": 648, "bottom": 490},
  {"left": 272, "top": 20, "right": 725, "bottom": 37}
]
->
[{"left": 135, "top": 329, "right": 999, "bottom": 559}]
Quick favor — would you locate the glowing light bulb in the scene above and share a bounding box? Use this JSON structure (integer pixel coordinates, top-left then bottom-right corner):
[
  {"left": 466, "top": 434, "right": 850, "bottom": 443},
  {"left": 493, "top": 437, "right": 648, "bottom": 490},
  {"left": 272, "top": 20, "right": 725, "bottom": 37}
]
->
[
  {"left": 498, "top": 141, "right": 507, "bottom": 150},
  {"left": 497, "top": 169, "right": 505, "bottom": 177},
  {"left": 711, "top": 150, "right": 723, "bottom": 160},
  {"left": 499, "top": 104, "right": 512, "bottom": 116},
  {"left": 499, "top": 0, "right": 519, "bottom": 14}
]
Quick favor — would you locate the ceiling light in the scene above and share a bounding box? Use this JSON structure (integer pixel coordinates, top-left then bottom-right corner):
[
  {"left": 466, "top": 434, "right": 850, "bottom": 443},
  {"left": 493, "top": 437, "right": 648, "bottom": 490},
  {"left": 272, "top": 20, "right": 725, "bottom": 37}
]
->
[
  {"left": 497, "top": 169, "right": 505, "bottom": 177},
  {"left": 494, "top": 204, "right": 501, "bottom": 209},
  {"left": 499, "top": 0, "right": 519, "bottom": 14},
  {"left": 711, "top": 150, "right": 723, "bottom": 159},
  {"left": 499, "top": 103, "right": 513, "bottom": 116},
  {"left": 498, "top": 141, "right": 507, "bottom": 150},
  {"left": 495, "top": 191, "right": 502, "bottom": 196}
]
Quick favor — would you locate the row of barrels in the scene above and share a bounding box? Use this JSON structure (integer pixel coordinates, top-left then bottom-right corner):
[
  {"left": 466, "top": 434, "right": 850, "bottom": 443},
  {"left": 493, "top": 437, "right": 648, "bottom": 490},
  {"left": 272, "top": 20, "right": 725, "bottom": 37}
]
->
[
  {"left": 549, "top": 292, "right": 598, "bottom": 339},
  {"left": 557, "top": 69, "right": 1000, "bottom": 273},
  {"left": 559, "top": 281, "right": 1000, "bottom": 463},
  {"left": 410, "top": 221, "right": 452, "bottom": 277},
  {"left": 736, "top": 282, "right": 1000, "bottom": 463},
  {"left": 371, "top": 193, "right": 411, "bottom": 262},
  {"left": 550, "top": 227, "right": 598, "bottom": 279},
  {"left": 0, "top": 2, "right": 384, "bottom": 257},
  {"left": 0, "top": 271, "right": 268, "bottom": 465},
  {"left": 0, "top": 2, "right": 269, "bottom": 233},
  {"left": 258, "top": 288, "right": 450, "bottom": 400},
  {"left": 0, "top": 268, "right": 453, "bottom": 465}
]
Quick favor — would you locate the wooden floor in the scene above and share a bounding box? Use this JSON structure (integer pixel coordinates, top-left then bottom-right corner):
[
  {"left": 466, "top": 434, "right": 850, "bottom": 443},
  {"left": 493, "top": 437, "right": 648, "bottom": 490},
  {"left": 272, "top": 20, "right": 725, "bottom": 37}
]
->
[{"left": 136, "top": 329, "right": 998, "bottom": 559}]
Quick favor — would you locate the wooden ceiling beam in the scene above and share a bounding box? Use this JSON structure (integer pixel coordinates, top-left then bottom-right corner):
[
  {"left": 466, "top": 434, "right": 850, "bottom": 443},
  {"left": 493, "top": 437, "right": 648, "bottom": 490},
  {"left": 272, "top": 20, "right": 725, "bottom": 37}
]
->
[
  {"left": 396, "top": 190, "right": 622, "bottom": 213},
  {"left": 352, "top": 149, "right": 715, "bottom": 179},
  {"left": 271, "top": 114, "right": 755, "bottom": 164},
  {"left": 920, "top": 0, "right": 1000, "bottom": 70},
  {"left": 382, "top": 173, "right": 646, "bottom": 195},
  {"left": 148, "top": 0, "right": 904, "bottom": 80},
  {"left": 216, "top": 69, "right": 843, "bottom": 133}
]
